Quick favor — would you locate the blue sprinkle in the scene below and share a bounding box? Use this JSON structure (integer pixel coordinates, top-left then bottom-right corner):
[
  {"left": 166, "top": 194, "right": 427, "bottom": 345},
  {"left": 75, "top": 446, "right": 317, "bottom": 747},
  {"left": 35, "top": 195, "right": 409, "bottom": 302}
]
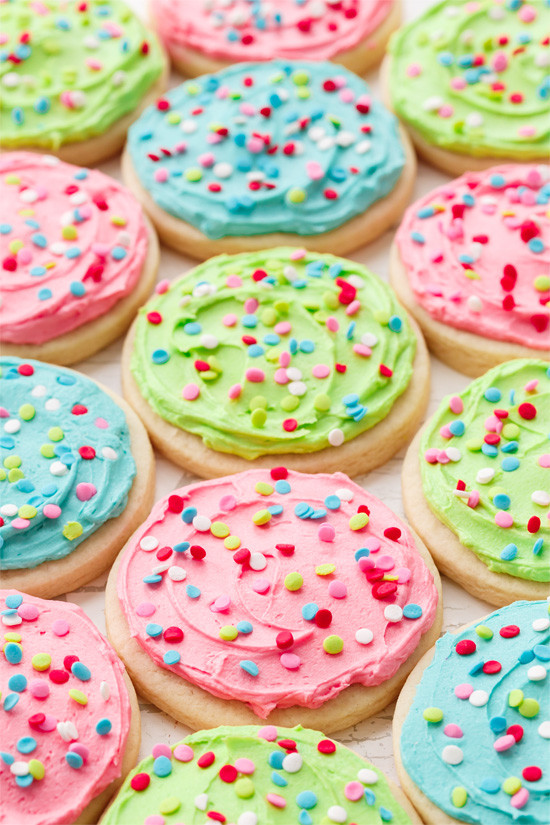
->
[
  {"left": 153, "top": 755, "right": 172, "bottom": 777},
  {"left": 403, "top": 604, "right": 422, "bottom": 620},
  {"left": 481, "top": 444, "right": 498, "bottom": 458},
  {"left": 275, "top": 480, "right": 291, "bottom": 494},
  {"left": 0, "top": 437, "right": 15, "bottom": 449},
  {"left": 183, "top": 322, "right": 201, "bottom": 335},
  {"left": 152, "top": 349, "right": 170, "bottom": 364},
  {"left": 186, "top": 585, "right": 201, "bottom": 599},
  {"left": 493, "top": 494, "right": 511, "bottom": 510},
  {"left": 96, "top": 718, "right": 112, "bottom": 736},
  {"left": 484, "top": 387, "right": 501, "bottom": 403},
  {"left": 5, "top": 595, "right": 23, "bottom": 608},
  {"left": 271, "top": 771, "right": 287, "bottom": 787},
  {"left": 248, "top": 344, "right": 264, "bottom": 358},
  {"left": 4, "top": 694, "right": 20, "bottom": 711},
  {"left": 519, "top": 650, "right": 535, "bottom": 664},
  {"left": 242, "top": 314, "right": 258, "bottom": 328},
  {"left": 469, "top": 661, "right": 484, "bottom": 676},
  {"left": 490, "top": 174, "right": 506, "bottom": 189},
  {"left": 0, "top": 224, "right": 12, "bottom": 234},
  {"left": 38, "top": 288, "right": 52, "bottom": 301},
  {"left": 364, "top": 788, "right": 376, "bottom": 805},
  {"left": 346, "top": 322, "right": 356, "bottom": 340},
  {"left": 342, "top": 393, "right": 359, "bottom": 407},
  {"left": 533, "top": 538, "right": 544, "bottom": 555},
  {"left": 5, "top": 643, "right": 22, "bottom": 664},
  {"left": 299, "top": 339, "right": 315, "bottom": 353},
  {"left": 16, "top": 774, "right": 33, "bottom": 787},
  {"left": 534, "top": 644, "right": 550, "bottom": 662},
  {"left": 143, "top": 574, "right": 162, "bottom": 584},
  {"left": 355, "top": 547, "right": 370, "bottom": 561},
  {"left": 31, "top": 266, "right": 47, "bottom": 278},
  {"left": 1, "top": 752, "right": 14, "bottom": 765},
  {"left": 263, "top": 334, "right": 280, "bottom": 346},
  {"left": 146, "top": 623, "right": 163, "bottom": 637},
  {"left": 501, "top": 441, "right": 518, "bottom": 454},
  {"left": 268, "top": 751, "right": 285, "bottom": 769},
  {"left": 163, "top": 651, "right": 180, "bottom": 665},
  {"left": 174, "top": 541, "right": 190, "bottom": 553},
  {"left": 528, "top": 238, "right": 545, "bottom": 254},
  {"left": 65, "top": 247, "right": 81, "bottom": 259},
  {"left": 268, "top": 504, "right": 283, "bottom": 516},
  {"left": 296, "top": 790, "right": 318, "bottom": 809},
  {"left": 380, "top": 808, "right": 393, "bottom": 822},
  {"left": 34, "top": 96, "right": 50, "bottom": 113},
  {"left": 8, "top": 675, "right": 27, "bottom": 692},
  {"left": 449, "top": 420, "right": 465, "bottom": 436},
  {"left": 489, "top": 716, "right": 507, "bottom": 734},
  {"left": 239, "top": 659, "right": 259, "bottom": 677},
  {"left": 502, "top": 456, "right": 520, "bottom": 472},
  {"left": 411, "top": 231, "right": 425, "bottom": 244},
  {"left": 57, "top": 373, "right": 76, "bottom": 385},
  {"left": 236, "top": 621, "right": 253, "bottom": 634},
  {"left": 16, "top": 737, "right": 36, "bottom": 754},
  {"left": 417, "top": 206, "right": 435, "bottom": 219},
  {"left": 70, "top": 281, "right": 85, "bottom": 296},
  {"left": 324, "top": 494, "right": 341, "bottom": 510},
  {"left": 302, "top": 603, "right": 318, "bottom": 621},
  {"left": 182, "top": 507, "right": 197, "bottom": 523},
  {"left": 71, "top": 662, "right": 91, "bottom": 681},
  {"left": 310, "top": 508, "right": 327, "bottom": 519},
  {"left": 500, "top": 543, "right": 518, "bottom": 561},
  {"left": 295, "top": 502, "right": 312, "bottom": 518},
  {"left": 289, "top": 338, "right": 298, "bottom": 354},
  {"left": 31, "top": 233, "right": 47, "bottom": 248},
  {"left": 480, "top": 777, "right": 500, "bottom": 794},
  {"left": 388, "top": 315, "right": 403, "bottom": 332}
]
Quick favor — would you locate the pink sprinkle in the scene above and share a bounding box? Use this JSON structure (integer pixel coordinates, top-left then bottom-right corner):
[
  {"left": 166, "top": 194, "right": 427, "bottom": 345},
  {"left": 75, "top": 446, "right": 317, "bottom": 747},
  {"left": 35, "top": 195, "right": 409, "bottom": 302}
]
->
[
  {"left": 425, "top": 448, "right": 439, "bottom": 464},
  {"left": 0, "top": 407, "right": 9, "bottom": 418},
  {"left": 274, "top": 321, "right": 291, "bottom": 335},
  {"left": 280, "top": 652, "right": 301, "bottom": 670},
  {"left": 30, "top": 680, "right": 49, "bottom": 699},
  {"left": 274, "top": 368, "right": 289, "bottom": 385},
  {"left": 216, "top": 85, "right": 230, "bottom": 99},
  {"left": 252, "top": 578, "right": 270, "bottom": 594},
  {"left": 467, "top": 491, "right": 480, "bottom": 508},
  {"left": 492, "top": 51, "right": 508, "bottom": 72},
  {"left": 339, "top": 88, "right": 355, "bottom": 103},
  {"left": 519, "top": 126, "right": 536, "bottom": 137},
  {"left": 223, "top": 313, "right": 238, "bottom": 327},
  {"left": 345, "top": 781, "right": 364, "bottom": 801},
  {"left": 353, "top": 343, "right": 371, "bottom": 358},
  {"left": 518, "top": 4, "right": 536, "bottom": 22},
  {"left": 244, "top": 298, "right": 259, "bottom": 314},
  {"left": 358, "top": 556, "right": 375, "bottom": 572},
  {"left": 219, "top": 494, "right": 237, "bottom": 510},
  {"left": 228, "top": 383, "right": 242, "bottom": 399},
  {"left": 495, "top": 511, "right": 513, "bottom": 528},
  {"left": 155, "top": 279, "right": 170, "bottom": 294},
  {"left": 258, "top": 725, "right": 278, "bottom": 741},
  {"left": 38, "top": 714, "right": 57, "bottom": 732},
  {"left": 174, "top": 142, "right": 187, "bottom": 154},
  {"left": 406, "top": 63, "right": 421, "bottom": 77},
  {"left": 210, "top": 595, "right": 231, "bottom": 613},
  {"left": 267, "top": 791, "right": 287, "bottom": 807},
  {"left": 234, "top": 758, "right": 255, "bottom": 774},
  {"left": 328, "top": 580, "right": 347, "bottom": 599},
  {"left": 18, "top": 249, "right": 32, "bottom": 265},
  {"left": 326, "top": 316, "right": 339, "bottom": 332},
  {"left": 312, "top": 364, "right": 330, "bottom": 379},
  {"left": 439, "top": 424, "right": 453, "bottom": 439},
  {"left": 538, "top": 454, "right": 550, "bottom": 468},
  {"left": 43, "top": 504, "right": 61, "bottom": 519},
  {"left": 437, "top": 450, "right": 450, "bottom": 464},
  {"left": 226, "top": 275, "right": 242, "bottom": 288},
  {"left": 444, "top": 724, "right": 463, "bottom": 738},
  {"left": 484, "top": 414, "right": 502, "bottom": 433},
  {"left": 333, "top": 75, "right": 347, "bottom": 89},
  {"left": 174, "top": 744, "right": 194, "bottom": 762},
  {"left": 144, "top": 817, "right": 164, "bottom": 825},
  {"left": 247, "top": 136, "right": 264, "bottom": 154},
  {"left": 494, "top": 734, "right": 516, "bottom": 752},
  {"left": 52, "top": 620, "right": 70, "bottom": 637},
  {"left": 439, "top": 104, "right": 454, "bottom": 118},
  {"left": 95, "top": 417, "right": 108, "bottom": 429},
  {"left": 290, "top": 249, "right": 307, "bottom": 260},
  {"left": 240, "top": 102, "right": 256, "bottom": 117},
  {"left": 69, "top": 743, "right": 89, "bottom": 761},
  {"left": 526, "top": 169, "right": 542, "bottom": 188},
  {"left": 76, "top": 482, "right": 97, "bottom": 502},
  {"left": 511, "top": 788, "right": 530, "bottom": 810},
  {"left": 136, "top": 602, "right": 156, "bottom": 617},
  {"left": 18, "top": 604, "right": 39, "bottom": 621},
  {"left": 455, "top": 683, "right": 473, "bottom": 700},
  {"left": 449, "top": 396, "right": 464, "bottom": 414},
  {"left": 182, "top": 383, "right": 200, "bottom": 401},
  {"left": 11, "top": 518, "right": 29, "bottom": 530},
  {"left": 377, "top": 555, "right": 395, "bottom": 572},
  {"left": 279, "top": 351, "right": 291, "bottom": 367},
  {"left": 154, "top": 167, "right": 168, "bottom": 183},
  {"left": 198, "top": 152, "right": 215, "bottom": 168},
  {"left": 245, "top": 368, "right": 265, "bottom": 383},
  {"left": 306, "top": 161, "right": 324, "bottom": 180},
  {"left": 346, "top": 299, "right": 361, "bottom": 316},
  {"left": 152, "top": 743, "right": 172, "bottom": 759},
  {"left": 318, "top": 523, "right": 335, "bottom": 542},
  {"left": 396, "top": 567, "right": 411, "bottom": 583}
]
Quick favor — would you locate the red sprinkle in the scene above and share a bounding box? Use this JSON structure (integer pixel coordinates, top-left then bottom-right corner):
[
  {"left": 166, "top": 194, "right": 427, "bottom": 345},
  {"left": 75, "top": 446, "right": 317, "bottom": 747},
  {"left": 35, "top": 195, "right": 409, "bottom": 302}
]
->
[
  {"left": 252, "top": 268, "right": 268, "bottom": 282},
  {"left": 518, "top": 402, "right": 536, "bottom": 420},
  {"left": 278, "top": 739, "right": 297, "bottom": 751},
  {"left": 455, "top": 639, "right": 476, "bottom": 655},
  {"left": 482, "top": 660, "right": 502, "bottom": 674},
  {"left": 131, "top": 773, "right": 150, "bottom": 791},
  {"left": 79, "top": 446, "right": 96, "bottom": 460},
  {"left": 146, "top": 311, "right": 162, "bottom": 325},
  {"left": 49, "top": 669, "right": 69, "bottom": 684},
  {"left": 156, "top": 98, "right": 170, "bottom": 111},
  {"left": 314, "top": 609, "right": 332, "bottom": 629},
  {"left": 528, "top": 516, "right": 541, "bottom": 533},
  {"left": 163, "top": 626, "right": 183, "bottom": 643},
  {"left": 63, "top": 655, "right": 79, "bottom": 671},
  {"left": 383, "top": 526, "right": 401, "bottom": 541},
  {"left": 500, "top": 625, "right": 520, "bottom": 638},
  {"left": 168, "top": 495, "right": 184, "bottom": 513},
  {"left": 18, "top": 364, "right": 34, "bottom": 376},
  {"left": 379, "top": 364, "right": 393, "bottom": 377},
  {"left": 207, "top": 814, "right": 226, "bottom": 823},
  {"left": 507, "top": 724, "right": 524, "bottom": 742},
  {"left": 71, "top": 404, "right": 88, "bottom": 416},
  {"left": 198, "top": 751, "right": 215, "bottom": 768},
  {"left": 190, "top": 545, "right": 206, "bottom": 560},
  {"left": 270, "top": 467, "right": 288, "bottom": 480},
  {"left": 335, "top": 363, "right": 347, "bottom": 373},
  {"left": 3, "top": 256, "right": 17, "bottom": 271},
  {"left": 317, "top": 739, "right": 336, "bottom": 754},
  {"left": 276, "top": 543, "right": 295, "bottom": 557},
  {"left": 276, "top": 631, "right": 294, "bottom": 649},
  {"left": 323, "top": 79, "right": 337, "bottom": 92},
  {"left": 233, "top": 548, "right": 250, "bottom": 565},
  {"left": 283, "top": 418, "right": 298, "bottom": 432},
  {"left": 28, "top": 713, "right": 46, "bottom": 729},
  {"left": 456, "top": 480, "right": 466, "bottom": 491},
  {"left": 523, "top": 766, "right": 542, "bottom": 782},
  {"left": 219, "top": 765, "right": 238, "bottom": 783},
  {"left": 372, "top": 581, "right": 397, "bottom": 600},
  {"left": 531, "top": 314, "right": 549, "bottom": 333},
  {"left": 156, "top": 546, "right": 172, "bottom": 561},
  {"left": 357, "top": 504, "right": 370, "bottom": 516}
]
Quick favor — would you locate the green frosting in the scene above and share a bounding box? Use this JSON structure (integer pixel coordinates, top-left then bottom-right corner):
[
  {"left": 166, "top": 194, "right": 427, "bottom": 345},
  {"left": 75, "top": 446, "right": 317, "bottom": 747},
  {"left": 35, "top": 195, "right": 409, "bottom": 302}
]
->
[
  {"left": 388, "top": 0, "right": 550, "bottom": 159},
  {"left": 131, "top": 248, "right": 416, "bottom": 459},
  {"left": 420, "top": 360, "right": 550, "bottom": 582},
  {"left": 102, "top": 725, "right": 414, "bottom": 825},
  {"left": 0, "top": 0, "right": 164, "bottom": 149}
]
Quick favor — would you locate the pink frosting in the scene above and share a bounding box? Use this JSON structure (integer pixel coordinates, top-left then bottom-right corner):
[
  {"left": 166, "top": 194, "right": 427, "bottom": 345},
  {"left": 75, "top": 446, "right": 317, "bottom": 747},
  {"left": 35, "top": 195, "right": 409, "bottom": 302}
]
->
[
  {"left": 395, "top": 164, "right": 550, "bottom": 348},
  {"left": 117, "top": 469, "right": 438, "bottom": 718},
  {"left": 0, "top": 152, "right": 148, "bottom": 345},
  {"left": 0, "top": 590, "right": 131, "bottom": 825},
  {"left": 153, "top": 0, "right": 394, "bottom": 63}
]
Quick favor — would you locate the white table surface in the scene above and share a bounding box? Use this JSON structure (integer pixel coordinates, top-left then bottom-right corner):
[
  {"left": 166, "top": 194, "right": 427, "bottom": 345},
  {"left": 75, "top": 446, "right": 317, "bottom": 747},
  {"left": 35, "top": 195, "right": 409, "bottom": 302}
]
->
[{"left": 64, "top": 0, "right": 496, "bottom": 786}]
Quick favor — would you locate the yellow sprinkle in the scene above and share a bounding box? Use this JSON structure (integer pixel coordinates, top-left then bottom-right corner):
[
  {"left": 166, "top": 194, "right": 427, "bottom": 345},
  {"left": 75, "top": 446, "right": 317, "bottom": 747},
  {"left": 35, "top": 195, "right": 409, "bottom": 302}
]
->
[
  {"left": 69, "top": 689, "right": 88, "bottom": 705},
  {"left": 159, "top": 797, "right": 180, "bottom": 815},
  {"left": 210, "top": 521, "right": 230, "bottom": 538},
  {"left": 62, "top": 522, "right": 83, "bottom": 541},
  {"left": 28, "top": 760, "right": 45, "bottom": 780},
  {"left": 315, "top": 563, "right": 336, "bottom": 576},
  {"left": 252, "top": 509, "right": 271, "bottom": 525},
  {"left": 224, "top": 535, "right": 241, "bottom": 550},
  {"left": 349, "top": 513, "right": 369, "bottom": 531},
  {"left": 219, "top": 625, "right": 238, "bottom": 641},
  {"left": 9, "top": 239, "right": 23, "bottom": 254},
  {"left": 110, "top": 215, "right": 127, "bottom": 226},
  {"left": 62, "top": 226, "right": 77, "bottom": 240},
  {"left": 8, "top": 468, "right": 24, "bottom": 483},
  {"left": 18, "top": 505, "right": 37, "bottom": 519},
  {"left": 4, "top": 633, "right": 21, "bottom": 642},
  {"left": 255, "top": 481, "right": 274, "bottom": 496},
  {"left": 32, "top": 653, "right": 51, "bottom": 671}
]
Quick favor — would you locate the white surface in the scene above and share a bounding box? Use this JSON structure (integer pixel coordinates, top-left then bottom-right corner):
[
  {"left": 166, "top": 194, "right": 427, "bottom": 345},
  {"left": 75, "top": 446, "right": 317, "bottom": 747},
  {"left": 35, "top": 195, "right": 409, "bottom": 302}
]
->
[{"left": 64, "top": 0, "right": 495, "bottom": 786}]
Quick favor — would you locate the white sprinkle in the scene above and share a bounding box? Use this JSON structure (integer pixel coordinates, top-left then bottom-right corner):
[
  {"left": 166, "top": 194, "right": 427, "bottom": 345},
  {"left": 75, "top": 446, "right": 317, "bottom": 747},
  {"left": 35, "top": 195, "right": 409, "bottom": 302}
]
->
[
  {"left": 100, "top": 681, "right": 110, "bottom": 701},
  {"left": 442, "top": 745, "right": 463, "bottom": 765},
  {"left": 335, "top": 130, "right": 355, "bottom": 148},
  {"left": 4, "top": 419, "right": 20, "bottom": 434},
  {"left": 288, "top": 381, "right": 307, "bottom": 397},
  {"left": 152, "top": 563, "right": 171, "bottom": 575},
  {"left": 57, "top": 720, "right": 78, "bottom": 741},
  {"left": 2, "top": 613, "right": 22, "bottom": 626},
  {"left": 466, "top": 113, "right": 484, "bottom": 128},
  {"left": 0, "top": 504, "right": 18, "bottom": 517},
  {"left": 533, "top": 618, "right": 550, "bottom": 632},
  {"left": 361, "top": 332, "right": 378, "bottom": 347},
  {"left": 282, "top": 752, "right": 303, "bottom": 773},
  {"left": 476, "top": 468, "right": 495, "bottom": 484},
  {"left": 112, "top": 70, "right": 127, "bottom": 87},
  {"left": 200, "top": 334, "right": 218, "bottom": 349},
  {"left": 194, "top": 793, "right": 208, "bottom": 811},
  {"left": 308, "top": 126, "right": 325, "bottom": 142},
  {"left": 358, "top": 768, "right": 378, "bottom": 784},
  {"left": 423, "top": 96, "right": 444, "bottom": 112},
  {"left": 213, "top": 162, "right": 233, "bottom": 179},
  {"left": 286, "top": 367, "right": 302, "bottom": 381},
  {"left": 532, "top": 491, "right": 550, "bottom": 506},
  {"left": 117, "top": 231, "right": 132, "bottom": 248},
  {"left": 44, "top": 398, "right": 60, "bottom": 411},
  {"left": 10, "top": 762, "right": 29, "bottom": 776},
  {"left": 355, "top": 139, "right": 372, "bottom": 154},
  {"left": 31, "top": 385, "right": 47, "bottom": 397},
  {"left": 69, "top": 191, "right": 88, "bottom": 206},
  {"left": 318, "top": 136, "right": 335, "bottom": 151},
  {"left": 168, "top": 566, "right": 187, "bottom": 581},
  {"left": 50, "top": 461, "right": 69, "bottom": 477},
  {"left": 528, "top": 665, "right": 547, "bottom": 682},
  {"left": 193, "top": 515, "right": 211, "bottom": 532},
  {"left": 384, "top": 605, "right": 403, "bottom": 623},
  {"left": 445, "top": 447, "right": 462, "bottom": 462},
  {"left": 2, "top": 72, "right": 19, "bottom": 88},
  {"left": 102, "top": 447, "right": 118, "bottom": 460},
  {"left": 467, "top": 295, "right": 483, "bottom": 313},
  {"left": 20, "top": 189, "right": 39, "bottom": 203},
  {"left": 328, "top": 428, "right": 345, "bottom": 447},
  {"left": 538, "top": 721, "right": 550, "bottom": 739},
  {"left": 238, "top": 814, "right": 257, "bottom": 825},
  {"left": 327, "top": 806, "right": 347, "bottom": 823},
  {"left": 355, "top": 628, "right": 374, "bottom": 645},
  {"left": 469, "top": 689, "right": 489, "bottom": 707},
  {"left": 139, "top": 536, "right": 159, "bottom": 552},
  {"left": 181, "top": 119, "right": 198, "bottom": 134},
  {"left": 335, "top": 487, "right": 353, "bottom": 502},
  {"left": 249, "top": 552, "right": 267, "bottom": 571}
]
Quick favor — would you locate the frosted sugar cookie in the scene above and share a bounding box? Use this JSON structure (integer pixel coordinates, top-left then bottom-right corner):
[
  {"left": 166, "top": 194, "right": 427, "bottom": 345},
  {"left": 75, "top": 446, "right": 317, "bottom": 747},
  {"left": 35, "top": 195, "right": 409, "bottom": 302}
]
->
[
  {"left": 122, "top": 61, "right": 416, "bottom": 259},
  {"left": 0, "top": 0, "right": 167, "bottom": 165},
  {"left": 0, "top": 153, "right": 159, "bottom": 366},
  {"left": 101, "top": 724, "right": 421, "bottom": 825},
  {"left": 151, "top": 0, "right": 401, "bottom": 78},
  {"left": 403, "top": 359, "right": 550, "bottom": 606},
  {"left": 385, "top": 0, "right": 550, "bottom": 175},
  {"left": 394, "top": 599, "right": 550, "bottom": 825},
  {"left": 0, "top": 358, "right": 155, "bottom": 599},
  {"left": 122, "top": 248, "right": 430, "bottom": 478},
  {"left": 391, "top": 164, "right": 550, "bottom": 376},
  {"left": 0, "top": 590, "right": 140, "bottom": 825},
  {"left": 105, "top": 468, "right": 442, "bottom": 732}
]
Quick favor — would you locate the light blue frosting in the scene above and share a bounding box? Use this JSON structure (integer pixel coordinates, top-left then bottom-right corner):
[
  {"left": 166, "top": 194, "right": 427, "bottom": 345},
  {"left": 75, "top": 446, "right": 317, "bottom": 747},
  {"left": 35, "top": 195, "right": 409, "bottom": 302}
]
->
[
  {"left": 401, "top": 600, "right": 550, "bottom": 825},
  {"left": 126, "top": 60, "right": 406, "bottom": 239},
  {"left": 0, "top": 358, "right": 136, "bottom": 570}
]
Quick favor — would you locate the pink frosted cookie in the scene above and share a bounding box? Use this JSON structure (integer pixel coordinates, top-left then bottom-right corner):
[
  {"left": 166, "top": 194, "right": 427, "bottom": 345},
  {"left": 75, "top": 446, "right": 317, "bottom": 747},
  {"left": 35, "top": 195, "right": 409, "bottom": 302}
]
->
[
  {"left": 0, "top": 590, "right": 140, "bottom": 825},
  {"left": 106, "top": 469, "right": 442, "bottom": 733},
  {"left": 0, "top": 152, "right": 159, "bottom": 365},
  {"left": 391, "top": 164, "right": 550, "bottom": 377},
  {"left": 152, "top": 0, "right": 401, "bottom": 77}
]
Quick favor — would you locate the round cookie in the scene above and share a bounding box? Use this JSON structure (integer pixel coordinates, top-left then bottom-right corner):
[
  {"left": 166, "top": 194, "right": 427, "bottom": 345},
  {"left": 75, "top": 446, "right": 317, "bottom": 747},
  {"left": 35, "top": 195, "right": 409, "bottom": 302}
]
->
[
  {"left": 151, "top": 0, "right": 402, "bottom": 78},
  {"left": 106, "top": 468, "right": 442, "bottom": 732},
  {"left": 122, "top": 248, "right": 430, "bottom": 477},
  {"left": 384, "top": 0, "right": 550, "bottom": 175},
  {"left": 0, "top": 152, "right": 159, "bottom": 366},
  {"left": 0, "top": 590, "right": 141, "bottom": 825},
  {"left": 0, "top": 358, "right": 155, "bottom": 599},
  {"left": 394, "top": 599, "right": 550, "bottom": 825},
  {"left": 390, "top": 164, "right": 550, "bottom": 377},
  {"left": 402, "top": 359, "right": 550, "bottom": 607},
  {"left": 101, "top": 724, "right": 422, "bottom": 825},
  {"left": 0, "top": 0, "right": 167, "bottom": 166},
  {"left": 122, "top": 61, "right": 416, "bottom": 260}
]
